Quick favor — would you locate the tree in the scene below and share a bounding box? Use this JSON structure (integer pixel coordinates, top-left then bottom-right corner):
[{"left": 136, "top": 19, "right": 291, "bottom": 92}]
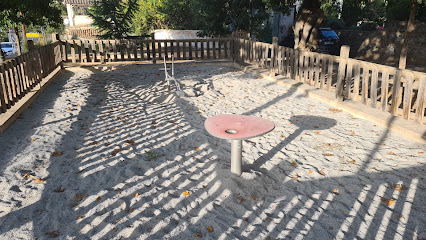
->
[
  {"left": 132, "top": 0, "right": 166, "bottom": 36},
  {"left": 0, "top": 0, "right": 63, "bottom": 57},
  {"left": 293, "top": 0, "right": 325, "bottom": 51},
  {"left": 161, "top": 0, "right": 195, "bottom": 30},
  {"left": 88, "top": 0, "right": 139, "bottom": 39},
  {"left": 399, "top": 0, "right": 418, "bottom": 69}
]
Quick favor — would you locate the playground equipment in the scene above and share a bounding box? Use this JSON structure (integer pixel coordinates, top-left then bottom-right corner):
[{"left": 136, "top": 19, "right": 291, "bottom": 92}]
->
[{"left": 163, "top": 54, "right": 184, "bottom": 97}]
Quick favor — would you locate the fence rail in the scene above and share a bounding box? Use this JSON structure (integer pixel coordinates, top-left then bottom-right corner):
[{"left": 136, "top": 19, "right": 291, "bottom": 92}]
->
[
  {"left": 234, "top": 38, "right": 426, "bottom": 125},
  {"left": 0, "top": 41, "right": 62, "bottom": 114},
  {"left": 60, "top": 38, "right": 233, "bottom": 64}
]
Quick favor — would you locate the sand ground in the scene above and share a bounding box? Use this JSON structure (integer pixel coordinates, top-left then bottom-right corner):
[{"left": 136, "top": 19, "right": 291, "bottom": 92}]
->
[{"left": 0, "top": 62, "right": 425, "bottom": 240}]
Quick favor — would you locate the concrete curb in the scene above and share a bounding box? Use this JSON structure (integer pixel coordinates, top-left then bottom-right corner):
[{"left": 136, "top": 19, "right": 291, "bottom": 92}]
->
[
  {"left": 238, "top": 64, "right": 426, "bottom": 144},
  {"left": 0, "top": 66, "right": 62, "bottom": 134}
]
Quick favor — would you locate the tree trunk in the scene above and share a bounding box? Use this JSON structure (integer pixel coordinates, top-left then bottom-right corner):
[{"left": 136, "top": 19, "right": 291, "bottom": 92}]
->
[
  {"left": 398, "top": 0, "right": 417, "bottom": 69},
  {"left": 293, "top": 0, "right": 324, "bottom": 51},
  {"left": 14, "top": 27, "right": 22, "bottom": 56}
]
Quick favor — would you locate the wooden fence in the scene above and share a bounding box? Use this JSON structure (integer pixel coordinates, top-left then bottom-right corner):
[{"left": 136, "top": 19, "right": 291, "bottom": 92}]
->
[
  {"left": 1, "top": 36, "right": 424, "bottom": 126},
  {"left": 234, "top": 38, "right": 426, "bottom": 125},
  {"left": 0, "top": 41, "right": 62, "bottom": 113},
  {"left": 59, "top": 38, "right": 233, "bottom": 64}
]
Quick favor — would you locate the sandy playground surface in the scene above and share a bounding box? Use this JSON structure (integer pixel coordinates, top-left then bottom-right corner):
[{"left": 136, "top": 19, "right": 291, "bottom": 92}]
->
[{"left": 0, "top": 61, "right": 425, "bottom": 239}]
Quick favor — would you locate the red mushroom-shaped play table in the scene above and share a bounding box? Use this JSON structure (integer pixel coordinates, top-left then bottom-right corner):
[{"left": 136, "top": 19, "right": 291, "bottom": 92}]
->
[{"left": 205, "top": 114, "right": 275, "bottom": 175}]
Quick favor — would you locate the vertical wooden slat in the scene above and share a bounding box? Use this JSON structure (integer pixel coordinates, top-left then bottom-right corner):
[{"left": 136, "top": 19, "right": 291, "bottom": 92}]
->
[
  {"left": 182, "top": 40, "right": 186, "bottom": 60},
  {"left": 170, "top": 40, "right": 175, "bottom": 60},
  {"left": 370, "top": 65, "right": 378, "bottom": 108},
  {"left": 195, "top": 40, "right": 199, "bottom": 59},
  {"left": 213, "top": 40, "right": 217, "bottom": 59},
  {"left": 353, "top": 62, "right": 361, "bottom": 101},
  {"left": 345, "top": 60, "right": 353, "bottom": 99},
  {"left": 380, "top": 69, "right": 389, "bottom": 111},
  {"left": 133, "top": 40, "right": 138, "bottom": 60},
  {"left": 415, "top": 77, "right": 426, "bottom": 123},
  {"left": 391, "top": 70, "right": 402, "bottom": 115},
  {"left": 177, "top": 41, "right": 181, "bottom": 60},
  {"left": 158, "top": 40, "right": 162, "bottom": 60},
  {"left": 201, "top": 40, "right": 205, "bottom": 59},
  {"left": 71, "top": 40, "right": 76, "bottom": 63},
  {"left": 90, "top": 40, "right": 97, "bottom": 63},
  {"left": 189, "top": 40, "right": 193, "bottom": 60},
  {"left": 152, "top": 40, "right": 156, "bottom": 64},
  {"left": 126, "top": 40, "right": 131, "bottom": 60},
  {"left": 0, "top": 63, "right": 7, "bottom": 112},
  {"left": 112, "top": 40, "right": 117, "bottom": 61},
  {"left": 146, "top": 40, "right": 151, "bottom": 60},
  {"left": 361, "top": 64, "right": 369, "bottom": 104},
  {"left": 207, "top": 39, "right": 211, "bottom": 59},
  {"left": 319, "top": 55, "right": 326, "bottom": 89},
  {"left": 7, "top": 61, "right": 18, "bottom": 103},
  {"left": 402, "top": 73, "right": 414, "bottom": 119},
  {"left": 98, "top": 40, "right": 104, "bottom": 63},
  {"left": 164, "top": 41, "right": 168, "bottom": 60}
]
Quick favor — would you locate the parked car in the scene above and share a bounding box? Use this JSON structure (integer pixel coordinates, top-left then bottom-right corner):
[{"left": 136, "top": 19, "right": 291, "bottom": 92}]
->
[
  {"left": 0, "top": 42, "right": 14, "bottom": 56},
  {"left": 318, "top": 28, "right": 341, "bottom": 54}
]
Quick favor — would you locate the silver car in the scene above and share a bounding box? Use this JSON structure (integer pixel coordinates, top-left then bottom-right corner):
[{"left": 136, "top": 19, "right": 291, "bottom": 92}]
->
[{"left": 1, "top": 42, "right": 15, "bottom": 56}]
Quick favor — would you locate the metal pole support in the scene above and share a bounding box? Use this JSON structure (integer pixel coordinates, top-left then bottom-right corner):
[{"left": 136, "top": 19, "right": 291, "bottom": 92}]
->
[{"left": 231, "top": 140, "right": 242, "bottom": 175}]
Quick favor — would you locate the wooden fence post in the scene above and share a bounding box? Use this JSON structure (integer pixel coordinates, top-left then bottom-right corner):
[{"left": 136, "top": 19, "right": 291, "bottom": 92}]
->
[
  {"left": 151, "top": 33, "right": 156, "bottom": 64},
  {"left": 27, "top": 40, "right": 35, "bottom": 52},
  {"left": 336, "top": 45, "right": 350, "bottom": 102},
  {"left": 271, "top": 36, "right": 278, "bottom": 74}
]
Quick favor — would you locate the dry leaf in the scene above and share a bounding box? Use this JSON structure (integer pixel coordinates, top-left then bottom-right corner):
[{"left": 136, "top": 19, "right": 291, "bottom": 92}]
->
[
  {"left": 52, "top": 151, "right": 63, "bottom": 157},
  {"left": 46, "top": 231, "right": 59, "bottom": 238},
  {"left": 314, "top": 126, "right": 319, "bottom": 129},
  {"left": 95, "top": 196, "right": 101, "bottom": 201},
  {"left": 194, "top": 147, "right": 200, "bottom": 151},
  {"left": 243, "top": 217, "right": 249, "bottom": 221},
  {"left": 324, "top": 153, "right": 334, "bottom": 156},
  {"left": 76, "top": 216, "right": 84, "bottom": 220},
  {"left": 134, "top": 193, "right": 140, "bottom": 197},
  {"left": 319, "top": 169, "right": 326, "bottom": 176},
  {"left": 332, "top": 189, "right": 339, "bottom": 195},
  {"left": 126, "top": 139, "right": 136, "bottom": 146},
  {"left": 33, "top": 178, "right": 46, "bottom": 183},
  {"left": 380, "top": 197, "right": 395, "bottom": 206},
  {"left": 250, "top": 195, "right": 257, "bottom": 200},
  {"left": 129, "top": 208, "right": 135, "bottom": 213},
  {"left": 290, "top": 162, "right": 297, "bottom": 166},
  {"left": 31, "top": 139, "right": 35, "bottom": 142},
  {"left": 393, "top": 184, "right": 407, "bottom": 192},
  {"left": 89, "top": 141, "right": 97, "bottom": 146},
  {"left": 194, "top": 233, "right": 203, "bottom": 238},
  {"left": 207, "top": 226, "right": 213, "bottom": 232},
  {"left": 237, "top": 196, "right": 245, "bottom": 203},
  {"left": 389, "top": 152, "right": 396, "bottom": 155},
  {"left": 75, "top": 193, "right": 87, "bottom": 201},
  {"left": 314, "top": 131, "right": 321, "bottom": 134},
  {"left": 308, "top": 170, "right": 313, "bottom": 174},
  {"left": 23, "top": 173, "right": 33, "bottom": 178},
  {"left": 418, "top": 152, "right": 424, "bottom": 154},
  {"left": 350, "top": 160, "right": 356, "bottom": 164},
  {"left": 54, "top": 186, "right": 65, "bottom": 192},
  {"left": 183, "top": 191, "right": 190, "bottom": 196}
]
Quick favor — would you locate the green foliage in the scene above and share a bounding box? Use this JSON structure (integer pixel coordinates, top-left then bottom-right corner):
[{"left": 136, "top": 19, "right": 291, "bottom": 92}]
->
[
  {"left": 342, "top": 0, "right": 386, "bottom": 27},
  {"left": 160, "top": 0, "right": 196, "bottom": 30},
  {"left": 132, "top": 0, "right": 166, "bottom": 35},
  {"left": 145, "top": 150, "right": 158, "bottom": 160},
  {"left": 322, "top": 18, "right": 345, "bottom": 29},
  {"left": 321, "top": 0, "right": 341, "bottom": 18},
  {"left": 0, "top": 0, "right": 63, "bottom": 29},
  {"left": 359, "top": 21, "right": 378, "bottom": 30},
  {"left": 386, "top": 0, "right": 426, "bottom": 22},
  {"left": 88, "top": 0, "right": 139, "bottom": 39}
]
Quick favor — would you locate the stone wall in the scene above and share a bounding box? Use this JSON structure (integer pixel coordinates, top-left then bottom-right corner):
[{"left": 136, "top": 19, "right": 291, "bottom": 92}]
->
[{"left": 336, "top": 24, "right": 426, "bottom": 70}]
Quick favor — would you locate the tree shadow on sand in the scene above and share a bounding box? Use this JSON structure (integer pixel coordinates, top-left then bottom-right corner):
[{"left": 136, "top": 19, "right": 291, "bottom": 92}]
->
[{"left": 0, "top": 63, "right": 424, "bottom": 240}]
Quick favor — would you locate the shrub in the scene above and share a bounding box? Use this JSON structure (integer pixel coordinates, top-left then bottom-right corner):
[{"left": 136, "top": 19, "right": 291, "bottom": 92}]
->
[
  {"left": 359, "top": 22, "right": 378, "bottom": 31},
  {"left": 322, "top": 18, "right": 346, "bottom": 30}
]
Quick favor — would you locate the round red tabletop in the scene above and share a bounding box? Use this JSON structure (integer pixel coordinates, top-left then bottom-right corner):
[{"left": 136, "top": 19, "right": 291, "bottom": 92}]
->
[{"left": 205, "top": 114, "right": 275, "bottom": 140}]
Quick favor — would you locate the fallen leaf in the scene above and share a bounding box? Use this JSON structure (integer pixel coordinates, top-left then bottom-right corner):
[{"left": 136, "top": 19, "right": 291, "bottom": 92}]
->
[
  {"left": 250, "top": 195, "right": 257, "bottom": 200},
  {"left": 393, "top": 184, "right": 407, "bottom": 192},
  {"left": 265, "top": 217, "right": 273, "bottom": 222},
  {"left": 54, "top": 186, "right": 65, "bottom": 192},
  {"left": 76, "top": 216, "right": 84, "bottom": 220},
  {"left": 290, "top": 162, "right": 297, "bottom": 166},
  {"left": 350, "top": 160, "right": 356, "bottom": 164},
  {"left": 324, "top": 153, "right": 334, "bottom": 156},
  {"left": 75, "top": 193, "right": 88, "bottom": 201},
  {"left": 52, "top": 151, "right": 63, "bottom": 157},
  {"left": 126, "top": 139, "right": 136, "bottom": 146},
  {"left": 380, "top": 197, "right": 395, "bottom": 206},
  {"left": 31, "top": 139, "right": 35, "bottom": 142},
  {"left": 134, "top": 193, "right": 140, "bottom": 197},
  {"left": 237, "top": 195, "right": 245, "bottom": 203},
  {"left": 183, "top": 191, "right": 190, "bottom": 196},
  {"left": 308, "top": 170, "right": 313, "bottom": 174},
  {"left": 314, "top": 131, "right": 321, "bottom": 134},
  {"left": 33, "top": 178, "right": 46, "bottom": 183},
  {"left": 418, "top": 152, "right": 424, "bottom": 154},
  {"left": 129, "top": 208, "right": 135, "bottom": 213},
  {"left": 194, "top": 147, "right": 200, "bottom": 151},
  {"left": 194, "top": 233, "right": 202, "bottom": 238},
  {"left": 46, "top": 231, "right": 59, "bottom": 238},
  {"left": 115, "top": 218, "right": 121, "bottom": 223},
  {"left": 243, "top": 217, "right": 249, "bottom": 221},
  {"left": 389, "top": 152, "right": 396, "bottom": 155},
  {"left": 89, "top": 141, "right": 97, "bottom": 146},
  {"left": 319, "top": 169, "right": 326, "bottom": 176},
  {"left": 332, "top": 189, "right": 339, "bottom": 195},
  {"left": 23, "top": 173, "right": 33, "bottom": 178},
  {"left": 314, "top": 126, "right": 319, "bottom": 129},
  {"left": 95, "top": 196, "right": 101, "bottom": 201},
  {"left": 207, "top": 226, "right": 213, "bottom": 232}
]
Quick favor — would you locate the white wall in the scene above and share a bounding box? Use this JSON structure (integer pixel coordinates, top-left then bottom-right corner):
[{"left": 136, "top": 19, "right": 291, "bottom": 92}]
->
[{"left": 153, "top": 30, "right": 212, "bottom": 47}]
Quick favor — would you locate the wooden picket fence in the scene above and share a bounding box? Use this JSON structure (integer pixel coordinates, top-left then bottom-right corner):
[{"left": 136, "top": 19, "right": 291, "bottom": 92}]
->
[
  {"left": 234, "top": 38, "right": 426, "bottom": 124},
  {"left": 0, "top": 41, "right": 62, "bottom": 114},
  {"left": 60, "top": 38, "right": 233, "bottom": 64},
  {"left": 1, "top": 36, "right": 425, "bottom": 126}
]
